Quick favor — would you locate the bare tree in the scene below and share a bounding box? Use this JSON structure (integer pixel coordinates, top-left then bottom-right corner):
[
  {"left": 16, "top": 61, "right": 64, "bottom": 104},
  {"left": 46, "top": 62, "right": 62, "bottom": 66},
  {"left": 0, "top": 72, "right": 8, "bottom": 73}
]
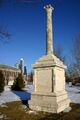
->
[
  {"left": 0, "top": 25, "right": 11, "bottom": 41},
  {"left": 65, "top": 33, "right": 80, "bottom": 84},
  {"left": 54, "top": 45, "right": 65, "bottom": 62},
  {"left": 0, "top": 1, "right": 11, "bottom": 41},
  {"left": 71, "top": 33, "right": 80, "bottom": 77}
]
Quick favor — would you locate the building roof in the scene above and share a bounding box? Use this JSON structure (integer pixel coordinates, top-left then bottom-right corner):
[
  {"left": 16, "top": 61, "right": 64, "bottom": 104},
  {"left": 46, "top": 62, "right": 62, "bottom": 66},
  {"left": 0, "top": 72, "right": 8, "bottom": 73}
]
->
[{"left": 0, "top": 64, "right": 20, "bottom": 71}]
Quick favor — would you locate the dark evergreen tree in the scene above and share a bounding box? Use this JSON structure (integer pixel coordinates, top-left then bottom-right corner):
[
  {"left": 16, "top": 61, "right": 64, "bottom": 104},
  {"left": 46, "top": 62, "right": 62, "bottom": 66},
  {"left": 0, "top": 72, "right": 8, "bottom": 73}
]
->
[
  {"left": 0, "top": 70, "right": 5, "bottom": 93},
  {"left": 11, "top": 73, "right": 25, "bottom": 91}
]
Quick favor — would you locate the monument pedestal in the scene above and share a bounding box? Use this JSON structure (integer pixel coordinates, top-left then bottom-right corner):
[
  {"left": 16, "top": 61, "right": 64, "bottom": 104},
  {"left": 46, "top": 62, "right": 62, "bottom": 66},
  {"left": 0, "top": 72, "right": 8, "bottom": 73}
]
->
[
  {"left": 29, "top": 54, "right": 70, "bottom": 113},
  {"left": 29, "top": 93, "right": 69, "bottom": 113},
  {"left": 29, "top": 4, "right": 70, "bottom": 113}
]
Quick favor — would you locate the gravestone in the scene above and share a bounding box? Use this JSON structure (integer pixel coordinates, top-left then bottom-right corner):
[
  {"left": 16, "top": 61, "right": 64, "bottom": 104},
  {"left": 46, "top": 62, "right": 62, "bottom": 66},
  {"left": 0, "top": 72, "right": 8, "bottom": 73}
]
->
[{"left": 29, "top": 4, "right": 70, "bottom": 113}]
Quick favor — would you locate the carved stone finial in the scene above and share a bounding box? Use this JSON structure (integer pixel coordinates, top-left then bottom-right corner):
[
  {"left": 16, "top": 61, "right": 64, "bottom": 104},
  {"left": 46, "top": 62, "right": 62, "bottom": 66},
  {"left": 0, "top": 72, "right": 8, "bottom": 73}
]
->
[{"left": 44, "top": 4, "right": 54, "bottom": 11}]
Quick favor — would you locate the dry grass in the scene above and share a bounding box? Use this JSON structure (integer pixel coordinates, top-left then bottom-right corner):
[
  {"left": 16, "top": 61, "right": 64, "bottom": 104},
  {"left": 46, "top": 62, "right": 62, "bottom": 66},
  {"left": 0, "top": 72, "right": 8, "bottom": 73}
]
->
[{"left": 0, "top": 101, "right": 80, "bottom": 120}]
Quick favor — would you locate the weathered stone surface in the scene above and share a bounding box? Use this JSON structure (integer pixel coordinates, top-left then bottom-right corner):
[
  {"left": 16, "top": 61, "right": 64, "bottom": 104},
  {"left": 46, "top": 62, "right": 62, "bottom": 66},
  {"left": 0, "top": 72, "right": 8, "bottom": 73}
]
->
[
  {"left": 29, "top": 92, "right": 70, "bottom": 113},
  {"left": 44, "top": 4, "right": 53, "bottom": 55},
  {"left": 29, "top": 54, "right": 70, "bottom": 113},
  {"left": 29, "top": 4, "right": 70, "bottom": 113},
  {"left": 32, "top": 54, "right": 66, "bottom": 68}
]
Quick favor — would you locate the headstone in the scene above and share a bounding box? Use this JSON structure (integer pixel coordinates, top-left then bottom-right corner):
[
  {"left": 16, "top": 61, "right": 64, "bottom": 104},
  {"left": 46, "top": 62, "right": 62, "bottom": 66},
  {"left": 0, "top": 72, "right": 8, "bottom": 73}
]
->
[
  {"left": 29, "top": 4, "right": 70, "bottom": 113},
  {"left": 69, "top": 82, "right": 72, "bottom": 87}
]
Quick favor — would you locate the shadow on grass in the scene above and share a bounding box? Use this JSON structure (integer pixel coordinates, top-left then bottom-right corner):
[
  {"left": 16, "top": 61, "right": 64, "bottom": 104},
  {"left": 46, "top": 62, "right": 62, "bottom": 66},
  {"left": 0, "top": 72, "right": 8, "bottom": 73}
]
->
[{"left": 12, "top": 90, "right": 31, "bottom": 107}]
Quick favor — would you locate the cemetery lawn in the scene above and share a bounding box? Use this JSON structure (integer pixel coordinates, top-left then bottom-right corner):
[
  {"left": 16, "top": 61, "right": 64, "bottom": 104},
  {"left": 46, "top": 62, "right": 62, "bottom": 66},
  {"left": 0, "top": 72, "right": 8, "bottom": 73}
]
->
[{"left": 0, "top": 101, "right": 80, "bottom": 120}]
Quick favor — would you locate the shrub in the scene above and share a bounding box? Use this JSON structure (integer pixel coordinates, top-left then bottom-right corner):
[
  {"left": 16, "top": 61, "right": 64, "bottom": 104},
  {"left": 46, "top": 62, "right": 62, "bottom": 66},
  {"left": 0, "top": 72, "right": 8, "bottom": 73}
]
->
[
  {"left": 11, "top": 73, "right": 25, "bottom": 91},
  {"left": 0, "top": 70, "right": 5, "bottom": 93}
]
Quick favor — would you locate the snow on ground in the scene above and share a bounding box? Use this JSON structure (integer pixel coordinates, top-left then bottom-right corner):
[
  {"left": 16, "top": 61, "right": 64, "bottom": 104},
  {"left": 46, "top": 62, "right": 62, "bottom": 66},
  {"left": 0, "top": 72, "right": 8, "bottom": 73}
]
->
[
  {"left": 0, "top": 84, "right": 34, "bottom": 105},
  {"left": 66, "top": 84, "right": 80, "bottom": 104},
  {"left": 0, "top": 83, "right": 80, "bottom": 105}
]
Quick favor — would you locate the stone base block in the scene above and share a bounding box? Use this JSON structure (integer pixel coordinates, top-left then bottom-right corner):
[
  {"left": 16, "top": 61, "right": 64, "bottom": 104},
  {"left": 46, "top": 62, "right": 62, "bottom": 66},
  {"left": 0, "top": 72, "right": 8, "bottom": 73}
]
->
[{"left": 29, "top": 92, "right": 70, "bottom": 113}]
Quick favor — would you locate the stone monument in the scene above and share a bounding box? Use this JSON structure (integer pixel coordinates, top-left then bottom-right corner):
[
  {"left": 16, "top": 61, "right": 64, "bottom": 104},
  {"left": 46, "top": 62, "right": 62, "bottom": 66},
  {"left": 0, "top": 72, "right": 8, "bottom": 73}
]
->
[{"left": 29, "top": 4, "right": 70, "bottom": 113}]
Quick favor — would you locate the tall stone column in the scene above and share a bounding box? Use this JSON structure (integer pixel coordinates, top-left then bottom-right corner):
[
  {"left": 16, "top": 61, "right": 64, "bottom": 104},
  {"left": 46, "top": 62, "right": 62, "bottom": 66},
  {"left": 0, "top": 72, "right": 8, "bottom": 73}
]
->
[
  {"left": 29, "top": 4, "right": 70, "bottom": 113},
  {"left": 44, "top": 5, "right": 54, "bottom": 55}
]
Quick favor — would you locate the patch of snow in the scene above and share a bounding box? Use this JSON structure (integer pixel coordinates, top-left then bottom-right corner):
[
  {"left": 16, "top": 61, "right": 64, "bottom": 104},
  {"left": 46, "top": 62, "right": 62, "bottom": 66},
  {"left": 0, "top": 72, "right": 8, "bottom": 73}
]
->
[
  {"left": 20, "top": 105, "right": 27, "bottom": 109},
  {"left": 4, "top": 86, "right": 11, "bottom": 91},
  {"left": 76, "top": 83, "right": 80, "bottom": 86},
  {"left": 0, "top": 104, "right": 8, "bottom": 108},
  {"left": 27, "top": 110, "right": 37, "bottom": 114},
  {"left": 0, "top": 84, "right": 80, "bottom": 105},
  {"left": 0, "top": 114, "right": 4, "bottom": 119},
  {"left": 0, "top": 84, "right": 33, "bottom": 105},
  {"left": 23, "top": 84, "right": 34, "bottom": 93},
  {"left": 0, "top": 114, "right": 6, "bottom": 119},
  {"left": 63, "top": 107, "right": 72, "bottom": 112},
  {"left": 66, "top": 84, "right": 80, "bottom": 104}
]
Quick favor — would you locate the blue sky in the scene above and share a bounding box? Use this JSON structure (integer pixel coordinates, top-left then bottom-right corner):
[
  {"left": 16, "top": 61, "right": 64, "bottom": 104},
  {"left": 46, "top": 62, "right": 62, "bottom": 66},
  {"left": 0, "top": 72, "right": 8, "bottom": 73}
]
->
[{"left": 0, "top": 0, "right": 80, "bottom": 72}]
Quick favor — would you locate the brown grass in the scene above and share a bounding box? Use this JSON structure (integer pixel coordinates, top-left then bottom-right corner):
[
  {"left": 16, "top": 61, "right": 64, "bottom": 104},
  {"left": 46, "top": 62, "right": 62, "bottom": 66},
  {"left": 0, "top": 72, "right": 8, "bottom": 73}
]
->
[{"left": 0, "top": 101, "right": 80, "bottom": 120}]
